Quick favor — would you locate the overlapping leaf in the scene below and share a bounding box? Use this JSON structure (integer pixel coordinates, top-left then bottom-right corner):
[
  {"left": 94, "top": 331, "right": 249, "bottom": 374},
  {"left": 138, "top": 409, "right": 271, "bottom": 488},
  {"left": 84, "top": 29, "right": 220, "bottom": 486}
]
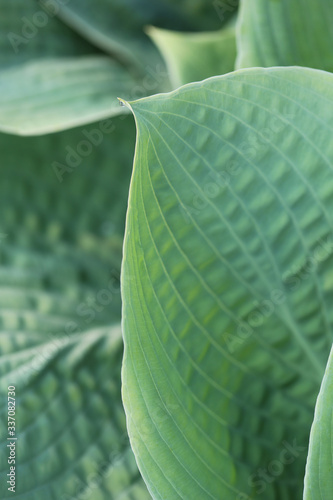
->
[
  {"left": 0, "top": 57, "right": 143, "bottom": 135},
  {"left": 0, "top": 0, "right": 99, "bottom": 68},
  {"left": 0, "top": 115, "right": 151, "bottom": 499},
  {"left": 1, "top": 0, "right": 238, "bottom": 135},
  {"left": 0, "top": 1, "right": 168, "bottom": 135},
  {"left": 0, "top": 273, "right": 150, "bottom": 500},
  {"left": 121, "top": 67, "right": 333, "bottom": 499},
  {"left": 236, "top": 0, "right": 333, "bottom": 71},
  {"left": 45, "top": 0, "right": 233, "bottom": 73},
  {"left": 148, "top": 25, "right": 236, "bottom": 88},
  {"left": 0, "top": 115, "right": 135, "bottom": 260}
]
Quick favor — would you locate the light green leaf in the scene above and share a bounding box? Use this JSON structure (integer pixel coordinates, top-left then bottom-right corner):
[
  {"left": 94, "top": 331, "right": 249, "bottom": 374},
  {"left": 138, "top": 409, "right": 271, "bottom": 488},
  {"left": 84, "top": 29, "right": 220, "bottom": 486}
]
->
[
  {"left": 304, "top": 344, "right": 333, "bottom": 499},
  {"left": 0, "top": 57, "right": 147, "bottom": 135},
  {"left": 0, "top": 0, "right": 98, "bottom": 68},
  {"left": 236, "top": 0, "right": 333, "bottom": 71},
  {"left": 148, "top": 26, "right": 236, "bottom": 88},
  {"left": 121, "top": 67, "right": 333, "bottom": 499}
]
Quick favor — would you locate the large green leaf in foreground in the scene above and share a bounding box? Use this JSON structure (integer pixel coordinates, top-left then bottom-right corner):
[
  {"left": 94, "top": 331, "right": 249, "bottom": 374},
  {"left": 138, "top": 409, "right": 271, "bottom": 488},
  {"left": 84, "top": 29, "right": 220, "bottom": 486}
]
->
[
  {"left": 236, "top": 0, "right": 333, "bottom": 71},
  {"left": 304, "top": 344, "right": 333, "bottom": 499},
  {"left": 122, "top": 67, "right": 333, "bottom": 499}
]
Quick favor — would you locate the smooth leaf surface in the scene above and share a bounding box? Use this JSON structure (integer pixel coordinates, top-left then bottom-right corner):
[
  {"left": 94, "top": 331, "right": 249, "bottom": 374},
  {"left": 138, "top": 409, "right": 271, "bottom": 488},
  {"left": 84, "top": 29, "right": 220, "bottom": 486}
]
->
[
  {"left": 303, "top": 344, "right": 333, "bottom": 500},
  {"left": 122, "top": 67, "right": 333, "bottom": 499},
  {"left": 0, "top": 0, "right": 98, "bottom": 68},
  {"left": 0, "top": 57, "right": 143, "bottom": 135},
  {"left": 148, "top": 26, "right": 236, "bottom": 88},
  {"left": 236, "top": 0, "right": 333, "bottom": 71}
]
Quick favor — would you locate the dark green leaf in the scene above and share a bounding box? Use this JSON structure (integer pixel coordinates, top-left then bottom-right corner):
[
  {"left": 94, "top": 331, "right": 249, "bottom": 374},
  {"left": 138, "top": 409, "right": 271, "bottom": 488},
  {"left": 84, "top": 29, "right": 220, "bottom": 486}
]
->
[
  {"left": 0, "top": 0, "right": 98, "bottom": 68},
  {"left": 0, "top": 114, "right": 151, "bottom": 499},
  {"left": 45, "top": 0, "right": 235, "bottom": 74}
]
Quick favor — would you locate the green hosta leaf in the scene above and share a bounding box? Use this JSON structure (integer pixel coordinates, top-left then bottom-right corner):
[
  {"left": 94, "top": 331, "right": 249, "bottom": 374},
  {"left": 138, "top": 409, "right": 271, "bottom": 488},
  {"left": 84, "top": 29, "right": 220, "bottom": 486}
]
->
[
  {"left": 148, "top": 25, "right": 236, "bottom": 88},
  {"left": 45, "top": 0, "right": 233, "bottom": 76},
  {"left": 0, "top": 113, "right": 136, "bottom": 325},
  {"left": 0, "top": 114, "right": 134, "bottom": 254},
  {"left": 0, "top": 285, "right": 150, "bottom": 499},
  {"left": 304, "top": 344, "right": 333, "bottom": 499},
  {"left": 0, "top": 112, "right": 150, "bottom": 498},
  {"left": 0, "top": 0, "right": 98, "bottom": 68},
  {"left": 42, "top": 0, "right": 160, "bottom": 73},
  {"left": 0, "top": 242, "right": 123, "bottom": 328},
  {"left": 0, "top": 247, "right": 151, "bottom": 500},
  {"left": 236, "top": 0, "right": 333, "bottom": 71},
  {"left": 0, "top": 57, "right": 145, "bottom": 135},
  {"left": 121, "top": 67, "right": 333, "bottom": 499}
]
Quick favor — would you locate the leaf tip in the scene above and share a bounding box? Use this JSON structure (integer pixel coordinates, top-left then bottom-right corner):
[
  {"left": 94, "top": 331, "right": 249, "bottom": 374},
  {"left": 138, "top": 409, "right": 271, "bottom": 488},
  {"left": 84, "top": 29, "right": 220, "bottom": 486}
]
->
[
  {"left": 117, "top": 97, "right": 129, "bottom": 108},
  {"left": 118, "top": 97, "right": 138, "bottom": 118},
  {"left": 143, "top": 24, "right": 154, "bottom": 36}
]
